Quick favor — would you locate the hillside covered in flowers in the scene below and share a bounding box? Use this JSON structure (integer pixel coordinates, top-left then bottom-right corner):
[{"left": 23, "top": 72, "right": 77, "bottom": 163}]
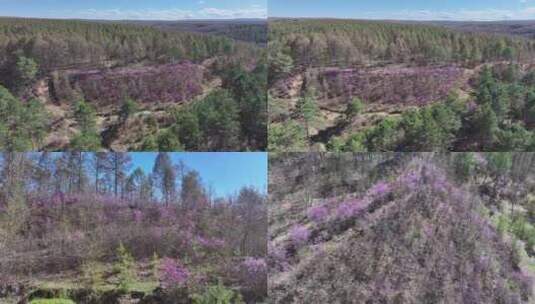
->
[
  {"left": 268, "top": 152, "right": 535, "bottom": 303},
  {"left": 268, "top": 19, "right": 535, "bottom": 152},
  {"left": 0, "top": 152, "right": 267, "bottom": 304}
]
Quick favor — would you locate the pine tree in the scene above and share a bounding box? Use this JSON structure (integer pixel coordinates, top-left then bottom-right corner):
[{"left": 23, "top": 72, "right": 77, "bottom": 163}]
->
[{"left": 153, "top": 153, "right": 176, "bottom": 206}]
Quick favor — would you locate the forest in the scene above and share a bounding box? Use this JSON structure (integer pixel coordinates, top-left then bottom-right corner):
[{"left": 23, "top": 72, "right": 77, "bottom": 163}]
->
[
  {"left": 0, "top": 18, "right": 267, "bottom": 151},
  {"left": 269, "top": 152, "right": 535, "bottom": 303},
  {"left": 127, "top": 20, "right": 268, "bottom": 44},
  {"left": 0, "top": 152, "right": 267, "bottom": 304},
  {"left": 268, "top": 19, "right": 535, "bottom": 152},
  {"left": 426, "top": 20, "right": 535, "bottom": 40}
]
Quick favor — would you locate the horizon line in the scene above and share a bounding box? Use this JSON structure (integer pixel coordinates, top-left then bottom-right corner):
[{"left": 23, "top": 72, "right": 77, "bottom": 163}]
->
[
  {"left": 268, "top": 16, "right": 535, "bottom": 22},
  {"left": 0, "top": 15, "right": 267, "bottom": 21}
]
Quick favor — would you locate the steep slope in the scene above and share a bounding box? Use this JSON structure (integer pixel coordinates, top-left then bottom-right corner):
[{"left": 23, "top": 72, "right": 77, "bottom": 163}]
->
[{"left": 268, "top": 155, "right": 534, "bottom": 304}]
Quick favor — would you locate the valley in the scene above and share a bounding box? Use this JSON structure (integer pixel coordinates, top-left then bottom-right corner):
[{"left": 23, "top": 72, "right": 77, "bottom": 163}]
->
[
  {"left": 0, "top": 18, "right": 267, "bottom": 151},
  {"left": 268, "top": 19, "right": 535, "bottom": 152}
]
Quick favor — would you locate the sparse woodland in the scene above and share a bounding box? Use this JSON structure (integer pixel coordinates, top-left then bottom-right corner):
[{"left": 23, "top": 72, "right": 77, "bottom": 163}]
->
[{"left": 0, "top": 152, "right": 267, "bottom": 303}]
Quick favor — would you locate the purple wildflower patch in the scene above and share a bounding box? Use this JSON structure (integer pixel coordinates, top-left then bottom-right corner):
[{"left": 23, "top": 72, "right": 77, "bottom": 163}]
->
[
  {"left": 242, "top": 257, "right": 267, "bottom": 275},
  {"left": 336, "top": 199, "right": 367, "bottom": 220},
  {"left": 307, "top": 205, "right": 329, "bottom": 223},
  {"left": 290, "top": 225, "right": 310, "bottom": 246},
  {"left": 368, "top": 181, "right": 391, "bottom": 198},
  {"left": 159, "top": 257, "right": 189, "bottom": 289}
]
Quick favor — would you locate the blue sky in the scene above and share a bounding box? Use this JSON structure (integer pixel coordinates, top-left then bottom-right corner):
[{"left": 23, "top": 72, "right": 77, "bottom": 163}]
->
[
  {"left": 129, "top": 152, "right": 267, "bottom": 197},
  {"left": 269, "top": 0, "right": 535, "bottom": 21},
  {"left": 0, "top": 0, "right": 267, "bottom": 20}
]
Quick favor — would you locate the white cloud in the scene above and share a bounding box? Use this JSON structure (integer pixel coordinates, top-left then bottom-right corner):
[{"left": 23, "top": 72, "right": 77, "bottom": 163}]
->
[
  {"left": 46, "top": 5, "right": 267, "bottom": 20},
  {"left": 48, "top": 8, "right": 195, "bottom": 20},
  {"left": 199, "top": 7, "right": 267, "bottom": 18},
  {"left": 358, "top": 7, "right": 535, "bottom": 21}
]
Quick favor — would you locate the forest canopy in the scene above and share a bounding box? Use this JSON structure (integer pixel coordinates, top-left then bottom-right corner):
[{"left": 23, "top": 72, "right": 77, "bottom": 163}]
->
[{"left": 269, "top": 19, "right": 535, "bottom": 70}]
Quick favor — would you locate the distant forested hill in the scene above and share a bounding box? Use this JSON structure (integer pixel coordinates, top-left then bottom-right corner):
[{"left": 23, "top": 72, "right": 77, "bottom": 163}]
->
[
  {"left": 426, "top": 20, "right": 535, "bottom": 40},
  {"left": 126, "top": 19, "right": 268, "bottom": 44},
  {"left": 269, "top": 19, "right": 535, "bottom": 69},
  {"left": 0, "top": 17, "right": 240, "bottom": 73}
]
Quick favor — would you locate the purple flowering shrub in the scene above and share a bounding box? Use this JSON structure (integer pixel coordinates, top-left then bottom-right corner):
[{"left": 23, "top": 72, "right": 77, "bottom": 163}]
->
[
  {"left": 290, "top": 225, "right": 310, "bottom": 247},
  {"left": 335, "top": 199, "right": 368, "bottom": 220},
  {"left": 367, "top": 181, "right": 390, "bottom": 198},
  {"left": 307, "top": 205, "right": 329, "bottom": 223},
  {"left": 268, "top": 243, "right": 290, "bottom": 272},
  {"left": 159, "top": 257, "right": 190, "bottom": 289},
  {"left": 8, "top": 189, "right": 265, "bottom": 293},
  {"left": 238, "top": 257, "right": 267, "bottom": 300},
  {"left": 242, "top": 257, "right": 267, "bottom": 276},
  {"left": 59, "top": 62, "right": 205, "bottom": 106},
  {"left": 1, "top": 155, "right": 268, "bottom": 304},
  {"left": 271, "top": 66, "right": 465, "bottom": 107}
]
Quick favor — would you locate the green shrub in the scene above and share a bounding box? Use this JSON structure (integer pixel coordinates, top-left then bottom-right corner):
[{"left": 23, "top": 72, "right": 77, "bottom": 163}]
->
[
  {"left": 82, "top": 261, "right": 104, "bottom": 288},
  {"left": 151, "top": 252, "right": 161, "bottom": 280},
  {"left": 453, "top": 153, "right": 476, "bottom": 182},
  {"left": 345, "top": 97, "right": 364, "bottom": 121},
  {"left": 496, "top": 214, "right": 508, "bottom": 237},
  {"left": 116, "top": 243, "right": 137, "bottom": 291},
  {"left": 191, "top": 282, "right": 244, "bottom": 304}
]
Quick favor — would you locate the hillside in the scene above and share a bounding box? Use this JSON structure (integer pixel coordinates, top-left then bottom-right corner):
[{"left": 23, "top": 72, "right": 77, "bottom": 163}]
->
[
  {"left": 0, "top": 152, "right": 267, "bottom": 304},
  {"left": 268, "top": 153, "right": 535, "bottom": 303},
  {"left": 0, "top": 18, "right": 267, "bottom": 151},
  {"left": 268, "top": 19, "right": 535, "bottom": 152}
]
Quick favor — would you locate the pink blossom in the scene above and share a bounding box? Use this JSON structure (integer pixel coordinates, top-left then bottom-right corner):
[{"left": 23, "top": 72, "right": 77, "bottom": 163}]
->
[
  {"left": 307, "top": 205, "right": 329, "bottom": 223},
  {"left": 241, "top": 257, "right": 267, "bottom": 275},
  {"left": 368, "top": 181, "right": 390, "bottom": 198},
  {"left": 397, "top": 170, "right": 421, "bottom": 190},
  {"left": 132, "top": 210, "right": 143, "bottom": 223},
  {"left": 336, "top": 199, "right": 367, "bottom": 220},
  {"left": 268, "top": 243, "right": 290, "bottom": 271},
  {"left": 159, "top": 257, "right": 189, "bottom": 289},
  {"left": 290, "top": 225, "right": 310, "bottom": 246}
]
